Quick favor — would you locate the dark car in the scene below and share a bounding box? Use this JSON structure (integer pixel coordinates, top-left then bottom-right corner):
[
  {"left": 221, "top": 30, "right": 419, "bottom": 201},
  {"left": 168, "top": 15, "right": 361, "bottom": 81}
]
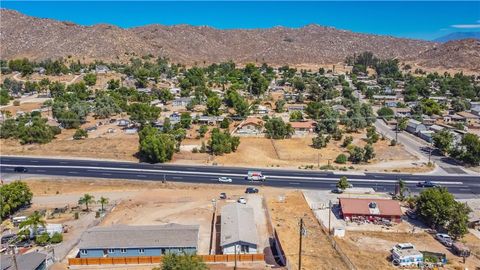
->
[
  {"left": 416, "top": 181, "right": 437, "bottom": 188},
  {"left": 245, "top": 187, "right": 259, "bottom": 194},
  {"left": 331, "top": 188, "right": 344, "bottom": 194},
  {"left": 220, "top": 192, "right": 227, "bottom": 199},
  {"left": 13, "top": 167, "right": 28, "bottom": 173}
]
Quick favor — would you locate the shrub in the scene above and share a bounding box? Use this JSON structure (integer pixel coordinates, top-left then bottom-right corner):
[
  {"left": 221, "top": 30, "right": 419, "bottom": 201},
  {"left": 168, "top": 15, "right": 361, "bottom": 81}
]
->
[
  {"left": 35, "top": 232, "right": 50, "bottom": 246},
  {"left": 335, "top": 154, "right": 347, "bottom": 164},
  {"left": 13, "top": 100, "right": 20, "bottom": 106},
  {"left": 73, "top": 129, "right": 88, "bottom": 140},
  {"left": 192, "top": 148, "right": 198, "bottom": 153},
  {"left": 50, "top": 232, "right": 63, "bottom": 244},
  {"left": 390, "top": 139, "right": 397, "bottom": 146},
  {"left": 342, "top": 136, "right": 353, "bottom": 147}
]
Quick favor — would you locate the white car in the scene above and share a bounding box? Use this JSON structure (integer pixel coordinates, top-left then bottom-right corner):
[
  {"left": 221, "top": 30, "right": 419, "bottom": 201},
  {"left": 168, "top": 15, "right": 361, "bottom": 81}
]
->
[
  {"left": 237, "top": 197, "right": 247, "bottom": 204},
  {"left": 218, "top": 177, "right": 233, "bottom": 183},
  {"left": 435, "top": 233, "right": 453, "bottom": 247}
]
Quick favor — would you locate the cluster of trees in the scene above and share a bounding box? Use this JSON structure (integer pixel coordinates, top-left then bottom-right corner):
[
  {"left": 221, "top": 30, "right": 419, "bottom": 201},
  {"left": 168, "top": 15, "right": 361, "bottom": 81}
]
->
[
  {"left": 138, "top": 125, "right": 177, "bottom": 163},
  {"left": 0, "top": 88, "right": 11, "bottom": 105},
  {"left": 345, "top": 51, "right": 401, "bottom": 79},
  {"left": 416, "top": 187, "right": 471, "bottom": 239},
  {"left": 0, "top": 181, "right": 33, "bottom": 219},
  {"left": 0, "top": 113, "right": 59, "bottom": 144},
  {"left": 209, "top": 128, "right": 240, "bottom": 155},
  {"left": 16, "top": 211, "right": 63, "bottom": 245},
  {"left": 5, "top": 58, "right": 74, "bottom": 76},
  {"left": 264, "top": 117, "right": 293, "bottom": 139},
  {"left": 433, "top": 131, "right": 480, "bottom": 166}
]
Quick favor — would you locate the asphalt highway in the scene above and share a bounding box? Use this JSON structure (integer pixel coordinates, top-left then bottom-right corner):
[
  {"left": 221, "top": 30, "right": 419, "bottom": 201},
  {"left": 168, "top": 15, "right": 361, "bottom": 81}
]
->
[{"left": 1, "top": 156, "right": 479, "bottom": 197}]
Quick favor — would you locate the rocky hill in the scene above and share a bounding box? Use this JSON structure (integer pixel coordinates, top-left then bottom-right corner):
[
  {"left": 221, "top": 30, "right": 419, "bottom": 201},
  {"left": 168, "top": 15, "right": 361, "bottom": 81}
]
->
[
  {"left": 417, "top": 39, "right": 480, "bottom": 71},
  {"left": 1, "top": 9, "right": 478, "bottom": 70}
]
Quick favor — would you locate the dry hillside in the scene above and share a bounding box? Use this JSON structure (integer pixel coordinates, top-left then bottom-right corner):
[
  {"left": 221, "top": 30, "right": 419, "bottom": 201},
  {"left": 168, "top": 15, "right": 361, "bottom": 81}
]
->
[{"left": 1, "top": 9, "right": 479, "bottom": 70}]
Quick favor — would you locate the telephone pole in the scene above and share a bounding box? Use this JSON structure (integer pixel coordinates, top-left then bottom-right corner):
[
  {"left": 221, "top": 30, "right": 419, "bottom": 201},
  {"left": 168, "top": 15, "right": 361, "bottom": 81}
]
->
[
  {"left": 395, "top": 117, "right": 399, "bottom": 142},
  {"left": 298, "top": 218, "right": 304, "bottom": 270},
  {"left": 328, "top": 200, "right": 332, "bottom": 235}
]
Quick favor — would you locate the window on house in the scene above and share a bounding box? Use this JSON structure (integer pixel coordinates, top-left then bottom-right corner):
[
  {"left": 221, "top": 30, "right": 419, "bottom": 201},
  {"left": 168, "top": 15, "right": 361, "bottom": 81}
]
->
[
  {"left": 108, "top": 249, "right": 115, "bottom": 253},
  {"left": 120, "top": 248, "right": 127, "bottom": 253},
  {"left": 241, "top": 245, "right": 249, "bottom": 253},
  {"left": 139, "top": 249, "right": 145, "bottom": 254},
  {"left": 80, "top": 249, "right": 88, "bottom": 255}
]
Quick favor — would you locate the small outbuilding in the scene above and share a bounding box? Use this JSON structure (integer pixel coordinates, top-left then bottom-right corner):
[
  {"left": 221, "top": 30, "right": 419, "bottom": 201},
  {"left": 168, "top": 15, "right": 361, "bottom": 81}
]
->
[{"left": 220, "top": 203, "right": 258, "bottom": 254}]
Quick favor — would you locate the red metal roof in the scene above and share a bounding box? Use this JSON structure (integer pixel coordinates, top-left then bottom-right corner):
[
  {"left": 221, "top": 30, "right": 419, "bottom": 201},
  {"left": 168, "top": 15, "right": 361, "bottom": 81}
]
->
[{"left": 339, "top": 198, "right": 402, "bottom": 217}]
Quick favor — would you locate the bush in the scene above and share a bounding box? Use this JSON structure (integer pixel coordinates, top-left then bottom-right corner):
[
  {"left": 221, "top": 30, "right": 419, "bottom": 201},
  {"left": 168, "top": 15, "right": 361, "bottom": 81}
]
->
[
  {"left": 390, "top": 139, "right": 397, "bottom": 146},
  {"left": 50, "top": 232, "right": 63, "bottom": 244},
  {"left": 192, "top": 147, "right": 198, "bottom": 153},
  {"left": 332, "top": 129, "right": 343, "bottom": 141},
  {"left": 220, "top": 118, "right": 230, "bottom": 129},
  {"left": 342, "top": 136, "right": 353, "bottom": 147},
  {"left": 335, "top": 154, "right": 347, "bottom": 164},
  {"left": 13, "top": 100, "right": 20, "bottom": 106},
  {"left": 35, "top": 232, "right": 50, "bottom": 246},
  {"left": 73, "top": 129, "right": 88, "bottom": 140}
]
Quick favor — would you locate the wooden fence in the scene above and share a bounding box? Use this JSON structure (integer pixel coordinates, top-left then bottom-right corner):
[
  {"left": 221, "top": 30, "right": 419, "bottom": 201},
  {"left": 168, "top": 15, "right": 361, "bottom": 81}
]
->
[{"left": 68, "top": 254, "right": 265, "bottom": 266}]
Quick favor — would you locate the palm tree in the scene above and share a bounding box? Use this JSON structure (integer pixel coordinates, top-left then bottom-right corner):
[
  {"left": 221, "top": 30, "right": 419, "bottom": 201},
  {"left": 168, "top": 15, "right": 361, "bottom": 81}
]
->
[
  {"left": 19, "top": 211, "right": 46, "bottom": 237},
  {"left": 97, "top": 196, "right": 109, "bottom": 212},
  {"left": 78, "top": 194, "right": 95, "bottom": 211}
]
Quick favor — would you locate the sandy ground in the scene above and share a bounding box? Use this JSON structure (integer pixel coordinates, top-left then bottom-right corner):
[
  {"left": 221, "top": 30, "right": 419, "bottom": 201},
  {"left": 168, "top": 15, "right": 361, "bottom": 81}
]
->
[
  {"left": 267, "top": 191, "right": 348, "bottom": 270},
  {"left": 336, "top": 231, "right": 480, "bottom": 270}
]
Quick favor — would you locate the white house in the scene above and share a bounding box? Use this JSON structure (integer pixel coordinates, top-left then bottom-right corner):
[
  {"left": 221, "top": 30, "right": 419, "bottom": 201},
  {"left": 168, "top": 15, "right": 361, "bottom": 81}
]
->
[{"left": 220, "top": 203, "right": 258, "bottom": 254}]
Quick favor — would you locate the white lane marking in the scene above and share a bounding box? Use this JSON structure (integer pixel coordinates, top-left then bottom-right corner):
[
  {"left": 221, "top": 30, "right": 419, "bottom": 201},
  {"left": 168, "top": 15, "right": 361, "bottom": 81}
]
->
[
  {"left": 36, "top": 169, "right": 46, "bottom": 172},
  {"left": 172, "top": 176, "right": 182, "bottom": 179},
  {"left": 136, "top": 175, "right": 147, "bottom": 178},
  {"left": 59, "top": 162, "right": 68, "bottom": 164},
  {"left": 102, "top": 173, "right": 112, "bottom": 176},
  {"left": 68, "top": 171, "right": 78, "bottom": 174},
  {"left": 0, "top": 164, "right": 465, "bottom": 185},
  {"left": 459, "top": 188, "right": 470, "bottom": 191},
  {"left": 289, "top": 182, "right": 301, "bottom": 185},
  {"left": 31, "top": 160, "right": 38, "bottom": 163}
]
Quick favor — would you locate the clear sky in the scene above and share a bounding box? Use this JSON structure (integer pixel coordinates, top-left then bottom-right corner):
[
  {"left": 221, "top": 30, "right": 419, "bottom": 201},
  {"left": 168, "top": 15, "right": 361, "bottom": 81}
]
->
[{"left": 2, "top": 1, "right": 479, "bottom": 40}]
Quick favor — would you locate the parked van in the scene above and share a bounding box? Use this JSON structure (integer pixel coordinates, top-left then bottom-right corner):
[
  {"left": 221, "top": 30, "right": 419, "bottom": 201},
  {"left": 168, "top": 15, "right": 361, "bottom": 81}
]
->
[{"left": 452, "top": 242, "right": 471, "bottom": 257}]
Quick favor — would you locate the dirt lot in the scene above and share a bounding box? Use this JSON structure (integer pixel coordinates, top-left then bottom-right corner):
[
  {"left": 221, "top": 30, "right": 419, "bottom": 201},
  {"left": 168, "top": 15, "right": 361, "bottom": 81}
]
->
[
  {"left": 336, "top": 231, "right": 480, "bottom": 270},
  {"left": 268, "top": 191, "right": 348, "bottom": 270}
]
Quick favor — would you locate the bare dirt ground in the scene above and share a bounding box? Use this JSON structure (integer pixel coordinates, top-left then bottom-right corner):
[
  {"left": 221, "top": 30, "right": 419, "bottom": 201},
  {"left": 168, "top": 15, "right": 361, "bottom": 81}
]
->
[
  {"left": 267, "top": 191, "right": 348, "bottom": 270},
  {"left": 336, "top": 231, "right": 480, "bottom": 270}
]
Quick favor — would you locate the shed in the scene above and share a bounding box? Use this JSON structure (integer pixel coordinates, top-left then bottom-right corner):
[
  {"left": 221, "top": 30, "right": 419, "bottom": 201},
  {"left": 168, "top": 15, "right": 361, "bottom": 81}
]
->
[{"left": 220, "top": 203, "right": 258, "bottom": 254}]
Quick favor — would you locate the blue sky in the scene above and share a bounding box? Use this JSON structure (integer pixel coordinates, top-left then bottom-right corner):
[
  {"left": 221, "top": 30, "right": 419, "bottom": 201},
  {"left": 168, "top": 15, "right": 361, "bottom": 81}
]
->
[{"left": 2, "top": 1, "right": 479, "bottom": 40}]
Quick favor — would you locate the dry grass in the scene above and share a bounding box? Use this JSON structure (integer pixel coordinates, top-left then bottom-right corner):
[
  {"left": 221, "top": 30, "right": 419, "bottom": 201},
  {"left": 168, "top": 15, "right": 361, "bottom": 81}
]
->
[
  {"left": 336, "top": 231, "right": 480, "bottom": 270},
  {"left": 268, "top": 191, "right": 348, "bottom": 270}
]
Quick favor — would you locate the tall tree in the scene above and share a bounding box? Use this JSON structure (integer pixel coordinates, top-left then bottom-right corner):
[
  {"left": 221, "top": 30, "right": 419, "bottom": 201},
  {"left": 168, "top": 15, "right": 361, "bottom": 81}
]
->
[{"left": 78, "top": 194, "right": 95, "bottom": 211}]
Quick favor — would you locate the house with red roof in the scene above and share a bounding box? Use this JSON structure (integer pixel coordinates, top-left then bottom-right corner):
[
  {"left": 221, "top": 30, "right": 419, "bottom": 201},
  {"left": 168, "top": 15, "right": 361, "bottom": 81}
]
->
[{"left": 339, "top": 198, "right": 403, "bottom": 223}]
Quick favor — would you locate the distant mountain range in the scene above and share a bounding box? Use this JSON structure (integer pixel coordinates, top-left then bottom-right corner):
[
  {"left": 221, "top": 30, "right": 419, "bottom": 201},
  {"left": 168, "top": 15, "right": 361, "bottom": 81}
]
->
[
  {"left": 1, "top": 9, "right": 479, "bottom": 71},
  {"left": 434, "top": 32, "right": 480, "bottom": 43}
]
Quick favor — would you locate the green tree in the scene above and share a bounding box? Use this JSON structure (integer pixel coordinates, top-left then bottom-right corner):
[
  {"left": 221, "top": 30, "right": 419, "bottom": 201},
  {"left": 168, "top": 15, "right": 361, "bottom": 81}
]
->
[
  {"left": 447, "top": 202, "right": 471, "bottom": 239},
  {"left": 180, "top": 112, "right": 192, "bottom": 129},
  {"left": 73, "top": 129, "right": 88, "bottom": 140},
  {"left": 94, "top": 95, "right": 121, "bottom": 118},
  {"left": 416, "top": 187, "right": 455, "bottom": 229},
  {"left": 306, "top": 102, "right": 338, "bottom": 133},
  {"left": 198, "top": 125, "right": 208, "bottom": 137},
  {"left": 206, "top": 95, "right": 221, "bottom": 116},
  {"left": 78, "top": 194, "right": 95, "bottom": 211},
  {"left": 219, "top": 118, "right": 230, "bottom": 129},
  {"left": 83, "top": 73, "right": 97, "bottom": 86},
  {"left": 433, "top": 130, "right": 453, "bottom": 154},
  {"left": 208, "top": 128, "right": 240, "bottom": 155},
  {"left": 0, "top": 89, "right": 11, "bottom": 105},
  {"left": 335, "top": 154, "right": 347, "bottom": 164},
  {"left": 342, "top": 136, "right": 353, "bottom": 147},
  {"left": 159, "top": 253, "right": 208, "bottom": 270},
  {"left": 50, "top": 232, "right": 63, "bottom": 244},
  {"left": 337, "top": 176, "right": 350, "bottom": 189},
  {"left": 128, "top": 103, "right": 160, "bottom": 125},
  {"left": 19, "top": 211, "right": 46, "bottom": 237},
  {"left": 107, "top": 79, "right": 120, "bottom": 90},
  {"left": 139, "top": 125, "right": 176, "bottom": 163},
  {"left": 0, "top": 181, "right": 33, "bottom": 218},
  {"left": 349, "top": 146, "right": 365, "bottom": 164},
  {"left": 376, "top": 107, "right": 395, "bottom": 120},
  {"left": 397, "top": 180, "right": 409, "bottom": 201},
  {"left": 155, "top": 88, "right": 174, "bottom": 103},
  {"left": 98, "top": 196, "right": 109, "bottom": 212},
  {"left": 363, "top": 144, "right": 375, "bottom": 162},
  {"left": 264, "top": 117, "right": 293, "bottom": 139},
  {"left": 452, "top": 133, "right": 480, "bottom": 166},
  {"left": 289, "top": 111, "right": 303, "bottom": 122},
  {"left": 275, "top": 99, "right": 285, "bottom": 113},
  {"left": 312, "top": 134, "right": 330, "bottom": 149},
  {"left": 35, "top": 232, "right": 50, "bottom": 246},
  {"left": 366, "top": 126, "right": 379, "bottom": 144},
  {"left": 249, "top": 71, "right": 269, "bottom": 96}
]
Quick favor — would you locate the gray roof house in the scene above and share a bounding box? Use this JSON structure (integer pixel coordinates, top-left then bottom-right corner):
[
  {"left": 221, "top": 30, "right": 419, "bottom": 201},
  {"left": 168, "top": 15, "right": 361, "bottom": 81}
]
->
[
  {"left": 78, "top": 224, "right": 199, "bottom": 258},
  {"left": 406, "top": 119, "right": 427, "bottom": 135},
  {"left": 1, "top": 252, "right": 47, "bottom": 270},
  {"left": 172, "top": 97, "right": 192, "bottom": 107},
  {"left": 220, "top": 203, "right": 258, "bottom": 254}
]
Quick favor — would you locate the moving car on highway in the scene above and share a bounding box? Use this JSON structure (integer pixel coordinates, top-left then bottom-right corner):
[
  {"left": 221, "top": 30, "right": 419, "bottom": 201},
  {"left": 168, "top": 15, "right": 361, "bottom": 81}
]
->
[
  {"left": 13, "top": 167, "right": 28, "bottom": 173},
  {"left": 218, "top": 177, "right": 233, "bottom": 183},
  {"left": 246, "top": 171, "right": 266, "bottom": 181},
  {"left": 416, "top": 181, "right": 438, "bottom": 188}
]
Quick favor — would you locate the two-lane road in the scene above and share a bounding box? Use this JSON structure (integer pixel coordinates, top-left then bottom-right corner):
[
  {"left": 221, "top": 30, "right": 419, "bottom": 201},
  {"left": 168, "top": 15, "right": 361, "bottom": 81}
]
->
[{"left": 1, "top": 156, "right": 479, "bottom": 197}]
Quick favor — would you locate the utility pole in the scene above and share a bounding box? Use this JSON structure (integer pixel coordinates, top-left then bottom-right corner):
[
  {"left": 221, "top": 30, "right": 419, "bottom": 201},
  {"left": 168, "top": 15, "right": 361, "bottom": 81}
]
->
[
  {"left": 328, "top": 200, "right": 332, "bottom": 235},
  {"left": 395, "top": 117, "right": 399, "bottom": 142},
  {"left": 317, "top": 153, "right": 320, "bottom": 168},
  {"left": 298, "top": 218, "right": 304, "bottom": 270},
  {"left": 234, "top": 244, "right": 237, "bottom": 270}
]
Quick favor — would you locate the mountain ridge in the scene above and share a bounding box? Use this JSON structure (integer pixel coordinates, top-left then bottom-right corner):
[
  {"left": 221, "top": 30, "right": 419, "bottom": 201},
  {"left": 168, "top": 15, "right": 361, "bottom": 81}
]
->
[{"left": 1, "top": 9, "right": 479, "bottom": 71}]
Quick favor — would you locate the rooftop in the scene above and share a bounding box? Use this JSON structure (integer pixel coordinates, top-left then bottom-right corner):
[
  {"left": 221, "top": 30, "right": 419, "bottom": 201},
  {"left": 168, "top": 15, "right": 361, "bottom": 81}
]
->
[
  {"left": 339, "top": 198, "right": 403, "bottom": 217},
  {"left": 1, "top": 252, "right": 46, "bottom": 270},
  {"left": 220, "top": 203, "right": 258, "bottom": 247},
  {"left": 78, "top": 224, "right": 199, "bottom": 249}
]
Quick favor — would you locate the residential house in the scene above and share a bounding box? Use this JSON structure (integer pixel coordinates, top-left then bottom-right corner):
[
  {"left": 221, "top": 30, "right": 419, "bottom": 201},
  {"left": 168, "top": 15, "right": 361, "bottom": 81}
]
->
[
  {"left": 372, "top": 95, "right": 399, "bottom": 105},
  {"left": 471, "top": 107, "right": 480, "bottom": 117},
  {"left": 385, "top": 101, "right": 398, "bottom": 108},
  {"left": 419, "top": 130, "right": 435, "bottom": 143},
  {"left": 428, "top": 125, "right": 444, "bottom": 133},
  {"left": 255, "top": 105, "right": 269, "bottom": 115},
  {"left": 220, "top": 204, "right": 258, "bottom": 254},
  {"left": 197, "top": 115, "right": 225, "bottom": 126},
  {"left": 117, "top": 119, "right": 130, "bottom": 127},
  {"left": 137, "top": 88, "right": 152, "bottom": 94},
  {"left": 456, "top": 111, "right": 480, "bottom": 126},
  {"left": 95, "top": 65, "right": 110, "bottom": 74},
  {"left": 1, "top": 252, "right": 47, "bottom": 270},
  {"left": 169, "top": 112, "right": 181, "bottom": 124},
  {"left": 339, "top": 198, "right": 403, "bottom": 223},
  {"left": 33, "top": 67, "right": 46, "bottom": 75},
  {"left": 283, "top": 93, "right": 299, "bottom": 102},
  {"left": 394, "top": 108, "right": 411, "bottom": 118},
  {"left": 286, "top": 104, "right": 306, "bottom": 113},
  {"left": 169, "top": 88, "right": 181, "bottom": 95},
  {"left": 405, "top": 119, "right": 426, "bottom": 135},
  {"left": 236, "top": 117, "right": 264, "bottom": 135},
  {"left": 78, "top": 224, "right": 199, "bottom": 258},
  {"left": 290, "top": 120, "right": 317, "bottom": 135},
  {"left": 172, "top": 97, "right": 192, "bottom": 107}
]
